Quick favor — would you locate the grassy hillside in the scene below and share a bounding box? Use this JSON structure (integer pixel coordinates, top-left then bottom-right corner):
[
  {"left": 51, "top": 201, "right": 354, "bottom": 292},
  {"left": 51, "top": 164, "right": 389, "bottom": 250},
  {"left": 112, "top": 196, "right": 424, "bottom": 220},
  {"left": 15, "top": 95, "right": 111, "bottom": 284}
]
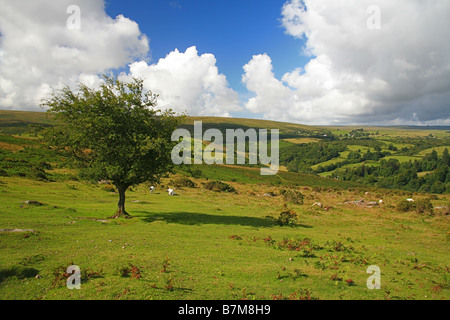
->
[
  {"left": 0, "top": 110, "right": 53, "bottom": 134},
  {"left": 0, "top": 110, "right": 449, "bottom": 300},
  {"left": 1, "top": 175, "right": 449, "bottom": 300}
]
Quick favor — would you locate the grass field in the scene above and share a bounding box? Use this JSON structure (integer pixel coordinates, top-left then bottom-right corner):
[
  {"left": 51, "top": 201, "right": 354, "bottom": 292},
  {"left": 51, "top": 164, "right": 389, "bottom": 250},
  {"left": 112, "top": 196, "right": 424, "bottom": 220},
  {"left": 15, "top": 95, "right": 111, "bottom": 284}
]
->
[
  {"left": 1, "top": 175, "right": 449, "bottom": 300},
  {"left": 282, "top": 138, "right": 321, "bottom": 144},
  {"left": 384, "top": 155, "right": 423, "bottom": 163},
  {"left": 0, "top": 111, "right": 449, "bottom": 300},
  {"left": 329, "top": 126, "right": 450, "bottom": 139},
  {"left": 416, "top": 146, "right": 450, "bottom": 157}
]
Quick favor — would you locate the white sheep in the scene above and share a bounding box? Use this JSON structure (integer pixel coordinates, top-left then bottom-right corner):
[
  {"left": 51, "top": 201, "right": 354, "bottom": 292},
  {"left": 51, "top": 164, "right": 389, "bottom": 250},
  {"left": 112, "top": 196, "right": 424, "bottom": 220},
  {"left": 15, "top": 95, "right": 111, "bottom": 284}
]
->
[
  {"left": 168, "top": 188, "right": 175, "bottom": 196},
  {"left": 149, "top": 186, "right": 155, "bottom": 193},
  {"left": 406, "top": 198, "right": 414, "bottom": 202}
]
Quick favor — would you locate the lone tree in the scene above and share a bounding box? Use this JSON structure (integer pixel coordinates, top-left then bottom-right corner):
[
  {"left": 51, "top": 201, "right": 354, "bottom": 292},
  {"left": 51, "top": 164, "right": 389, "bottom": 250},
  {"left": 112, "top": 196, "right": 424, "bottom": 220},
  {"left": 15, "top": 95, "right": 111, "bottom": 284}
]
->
[{"left": 41, "top": 75, "right": 183, "bottom": 218}]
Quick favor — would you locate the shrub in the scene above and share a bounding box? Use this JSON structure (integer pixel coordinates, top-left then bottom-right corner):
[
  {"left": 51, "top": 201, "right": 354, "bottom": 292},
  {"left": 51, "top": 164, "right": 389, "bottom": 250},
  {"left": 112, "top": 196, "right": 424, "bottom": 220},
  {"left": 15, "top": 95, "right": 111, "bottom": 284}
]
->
[
  {"left": 202, "top": 180, "right": 236, "bottom": 193},
  {"left": 29, "top": 166, "right": 48, "bottom": 181},
  {"left": 415, "top": 198, "right": 434, "bottom": 215},
  {"left": 171, "top": 177, "right": 196, "bottom": 188},
  {"left": 324, "top": 240, "right": 354, "bottom": 253},
  {"left": 118, "top": 266, "right": 130, "bottom": 278},
  {"left": 277, "top": 205, "right": 299, "bottom": 227},
  {"left": 182, "top": 165, "right": 203, "bottom": 178},
  {"left": 279, "top": 189, "right": 304, "bottom": 205},
  {"left": 397, "top": 200, "right": 416, "bottom": 212},
  {"left": 102, "top": 184, "right": 116, "bottom": 192},
  {"left": 37, "top": 161, "right": 52, "bottom": 170},
  {"left": 397, "top": 198, "right": 434, "bottom": 215},
  {"left": 118, "top": 264, "right": 141, "bottom": 279}
]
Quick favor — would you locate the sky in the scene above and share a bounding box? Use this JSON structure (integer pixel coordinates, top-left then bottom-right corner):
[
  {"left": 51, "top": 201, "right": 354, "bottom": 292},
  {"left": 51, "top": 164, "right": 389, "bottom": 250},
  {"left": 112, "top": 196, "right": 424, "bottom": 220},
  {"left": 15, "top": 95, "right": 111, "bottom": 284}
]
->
[{"left": 0, "top": 0, "right": 449, "bottom": 125}]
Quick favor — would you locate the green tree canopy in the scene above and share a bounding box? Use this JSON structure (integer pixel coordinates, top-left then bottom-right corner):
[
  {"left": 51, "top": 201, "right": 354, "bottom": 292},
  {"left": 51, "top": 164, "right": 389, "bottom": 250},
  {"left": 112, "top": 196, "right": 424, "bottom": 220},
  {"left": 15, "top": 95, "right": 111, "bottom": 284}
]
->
[{"left": 41, "top": 75, "right": 184, "bottom": 218}]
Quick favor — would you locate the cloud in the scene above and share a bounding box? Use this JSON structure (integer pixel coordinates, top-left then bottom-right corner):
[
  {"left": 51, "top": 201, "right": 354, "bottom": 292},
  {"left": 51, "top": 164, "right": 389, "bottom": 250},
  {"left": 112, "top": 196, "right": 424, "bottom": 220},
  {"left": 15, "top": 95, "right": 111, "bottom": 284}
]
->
[
  {"left": 170, "top": 2, "right": 182, "bottom": 10},
  {"left": 0, "top": 0, "right": 239, "bottom": 117},
  {"left": 0, "top": 0, "right": 149, "bottom": 110},
  {"left": 122, "top": 46, "right": 241, "bottom": 117},
  {"left": 242, "top": 0, "right": 450, "bottom": 125}
]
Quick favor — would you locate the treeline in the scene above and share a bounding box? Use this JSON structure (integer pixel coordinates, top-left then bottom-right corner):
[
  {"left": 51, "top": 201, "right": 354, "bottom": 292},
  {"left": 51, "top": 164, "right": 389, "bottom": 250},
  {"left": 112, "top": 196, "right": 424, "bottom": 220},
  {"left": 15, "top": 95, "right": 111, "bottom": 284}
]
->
[
  {"left": 330, "top": 149, "right": 450, "bottom": 194},
  {"left": 280, "top": 142, "right": 347, "bottom": 173},
  {"left": 280, "top": 139, "right": 388, "bottom": 173}
]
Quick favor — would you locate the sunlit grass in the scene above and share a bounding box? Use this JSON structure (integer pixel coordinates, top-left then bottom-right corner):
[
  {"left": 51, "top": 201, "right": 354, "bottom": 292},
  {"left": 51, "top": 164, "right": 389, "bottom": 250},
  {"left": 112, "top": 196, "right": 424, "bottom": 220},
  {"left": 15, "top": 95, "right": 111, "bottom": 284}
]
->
[{"left": 0, "top": 176, "right": 448, "bottom": 300}]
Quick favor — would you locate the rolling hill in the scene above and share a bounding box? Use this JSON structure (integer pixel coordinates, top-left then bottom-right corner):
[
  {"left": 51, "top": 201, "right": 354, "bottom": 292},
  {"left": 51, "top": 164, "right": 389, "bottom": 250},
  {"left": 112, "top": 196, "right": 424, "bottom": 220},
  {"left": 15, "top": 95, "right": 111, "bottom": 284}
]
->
[
  {"left": 0, "top": 109, "right": 449, "bottom": 300},
  {"left": 0, "top": 110, "right": 449, "bottom": 194}
]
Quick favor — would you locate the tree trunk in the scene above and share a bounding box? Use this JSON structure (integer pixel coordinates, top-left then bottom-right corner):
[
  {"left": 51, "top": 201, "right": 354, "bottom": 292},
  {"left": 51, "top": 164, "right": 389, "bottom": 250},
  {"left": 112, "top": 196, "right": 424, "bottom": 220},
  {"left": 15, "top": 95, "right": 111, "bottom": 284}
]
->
[{"left": 111, "top": 185, "right": 130, "bottom": 219}]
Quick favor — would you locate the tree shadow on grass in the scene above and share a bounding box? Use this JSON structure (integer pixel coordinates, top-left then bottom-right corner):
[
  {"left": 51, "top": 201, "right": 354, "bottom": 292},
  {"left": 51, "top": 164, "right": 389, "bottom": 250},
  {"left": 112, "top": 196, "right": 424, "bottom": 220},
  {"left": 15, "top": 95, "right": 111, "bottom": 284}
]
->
[
  {"left": 137, "top": 211, "right": 313, "bottom": 229},
  {"left": 0, "top": 266, "right": 39, "bottom": 283},
  {"left": 138, "top": 211, "right": 275, "bottom": 228}
]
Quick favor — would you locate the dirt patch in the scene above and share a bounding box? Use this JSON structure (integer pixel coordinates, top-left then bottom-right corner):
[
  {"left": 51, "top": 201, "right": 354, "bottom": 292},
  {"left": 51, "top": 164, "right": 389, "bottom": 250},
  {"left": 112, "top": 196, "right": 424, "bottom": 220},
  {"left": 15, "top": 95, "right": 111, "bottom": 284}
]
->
[{"left": 0, "top": 141, "right": 24, "bottom": 152}]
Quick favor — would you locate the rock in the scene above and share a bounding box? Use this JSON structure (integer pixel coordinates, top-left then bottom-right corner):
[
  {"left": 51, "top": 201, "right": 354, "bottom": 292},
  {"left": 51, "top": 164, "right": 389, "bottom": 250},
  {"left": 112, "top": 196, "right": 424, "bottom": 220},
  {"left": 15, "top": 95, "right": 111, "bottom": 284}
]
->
[
  {"left": 262, "top": 192, "right": 276, "bottom": 197},
  {"left": 23, "top": 200, "right": 43, "bottom": 206},
  {"left": 0, "top": 228, "right": 36, "bottom": 233},
  {"left": 345, "top": 199, "right": 364, "bottom": 205}
]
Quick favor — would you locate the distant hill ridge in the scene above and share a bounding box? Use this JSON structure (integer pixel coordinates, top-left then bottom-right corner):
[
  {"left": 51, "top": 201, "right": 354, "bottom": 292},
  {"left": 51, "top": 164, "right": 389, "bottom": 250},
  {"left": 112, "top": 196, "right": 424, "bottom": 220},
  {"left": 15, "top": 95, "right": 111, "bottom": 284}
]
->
[{"left": 1, "top": 109, "right": 449, "bottom": 135}]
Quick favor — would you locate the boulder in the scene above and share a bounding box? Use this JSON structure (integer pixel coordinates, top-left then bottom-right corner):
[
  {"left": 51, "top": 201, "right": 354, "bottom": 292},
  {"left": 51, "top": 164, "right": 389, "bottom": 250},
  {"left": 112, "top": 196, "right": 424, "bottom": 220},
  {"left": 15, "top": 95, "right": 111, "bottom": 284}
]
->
[{"left": 22, "top": 200, "right": 43, "bottom": 206}]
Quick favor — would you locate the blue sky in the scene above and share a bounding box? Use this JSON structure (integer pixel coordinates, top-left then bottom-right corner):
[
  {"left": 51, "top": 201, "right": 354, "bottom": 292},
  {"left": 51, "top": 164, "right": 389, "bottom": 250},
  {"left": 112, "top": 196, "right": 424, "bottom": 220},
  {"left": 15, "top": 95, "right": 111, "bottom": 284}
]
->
[
  {"left": 104, "top": 0, "right": 310, "bottom": 97},
  {"left": 1, "top": 0, "right": 449, "bottom": 125}
]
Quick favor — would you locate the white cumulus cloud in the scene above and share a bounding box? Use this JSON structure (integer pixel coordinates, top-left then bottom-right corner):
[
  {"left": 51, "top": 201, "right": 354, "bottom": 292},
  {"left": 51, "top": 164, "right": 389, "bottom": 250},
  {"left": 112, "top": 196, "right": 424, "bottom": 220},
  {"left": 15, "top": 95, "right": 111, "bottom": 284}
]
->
[
  {"left": 242, "top": 0, "right": 450, "bottom": 125},
  {"left": 0, "top": 0, "right": 149, "bottom": 109},
  {"left": 0, "top": 0, "right": 239, "bottom": 117},
  {"left": 122, "top": 46, "right": 241, "bottom": 117}
]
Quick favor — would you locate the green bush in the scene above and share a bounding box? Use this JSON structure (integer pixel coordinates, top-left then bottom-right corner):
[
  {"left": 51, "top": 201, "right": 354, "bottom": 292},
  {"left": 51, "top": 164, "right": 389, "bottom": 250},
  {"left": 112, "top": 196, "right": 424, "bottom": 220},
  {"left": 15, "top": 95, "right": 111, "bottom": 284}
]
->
[
  {"left": 280, "top": 189, "right": 304, "bottom": 205},
  {"left": 102, "top": 184, "right": 116, "bottom": 192},
  {"left": 415, "top": 198, "right": 434, "bottom": 215},
  {"left": 397, "top": 200, "right": 416, "bottom": 212},
  {"left": 37, "top": 161, "right": 52, "bottom": 170},
  {"left": 202, "top": 180, "right": 236, "bottom": 193},
  {"left": 171, "top": 177, "right": 196, "bottom": 188},
  {"left": 277, "top": 206, "right": 299, "bottom": 227},
  {"left": 397, "top": 198, "right": 434, "bottom": 215},
  {"left": 29, "top": 166, "right": 48, "bottom": 181},
  {"left": 184, "top": 166, "right": 203, "bottom": 179}
]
